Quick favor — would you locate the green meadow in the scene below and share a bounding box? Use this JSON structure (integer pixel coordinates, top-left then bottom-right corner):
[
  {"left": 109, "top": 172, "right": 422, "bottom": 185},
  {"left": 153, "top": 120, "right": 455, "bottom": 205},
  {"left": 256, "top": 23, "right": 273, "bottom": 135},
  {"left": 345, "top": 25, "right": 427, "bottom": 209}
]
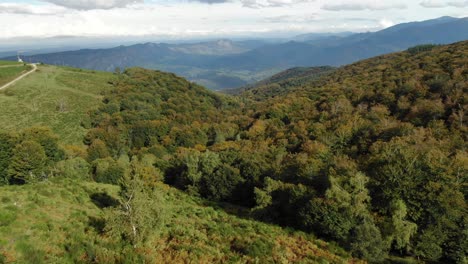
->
[
  {"left": 0, "top": 61, "right": 22, "bottom": 66},
  {"left": 0, "top": 64, "right": 113, "bottom": 144},
  {"left": 0, "top": 65, "right": 32, "bottom": 87}
]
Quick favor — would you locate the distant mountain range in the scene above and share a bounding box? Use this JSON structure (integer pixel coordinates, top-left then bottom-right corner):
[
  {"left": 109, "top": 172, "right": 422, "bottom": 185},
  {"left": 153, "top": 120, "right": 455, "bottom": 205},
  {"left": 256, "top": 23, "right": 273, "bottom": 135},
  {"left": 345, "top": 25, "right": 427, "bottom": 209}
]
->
[
  {"left": 5, "top": 16, "right": 467, "bottom": 90},
  {"left": 211, "top": 16, "right": 468, "bottom": 71}
]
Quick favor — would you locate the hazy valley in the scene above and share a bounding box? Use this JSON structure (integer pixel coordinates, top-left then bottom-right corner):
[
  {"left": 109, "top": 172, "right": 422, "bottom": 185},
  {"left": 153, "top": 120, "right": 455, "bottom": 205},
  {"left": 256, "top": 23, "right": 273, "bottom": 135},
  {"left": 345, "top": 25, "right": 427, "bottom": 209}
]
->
[{"left": 4, "top": 16, "right": 467, "bottom": 90}]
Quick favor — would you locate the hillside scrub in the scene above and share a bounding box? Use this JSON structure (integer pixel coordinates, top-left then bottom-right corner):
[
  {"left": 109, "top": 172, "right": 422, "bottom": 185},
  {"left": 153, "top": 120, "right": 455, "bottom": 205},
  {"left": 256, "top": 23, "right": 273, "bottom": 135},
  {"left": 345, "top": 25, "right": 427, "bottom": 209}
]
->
[{"left": 0, "top": 178, "right": 355, "bottom": 263}]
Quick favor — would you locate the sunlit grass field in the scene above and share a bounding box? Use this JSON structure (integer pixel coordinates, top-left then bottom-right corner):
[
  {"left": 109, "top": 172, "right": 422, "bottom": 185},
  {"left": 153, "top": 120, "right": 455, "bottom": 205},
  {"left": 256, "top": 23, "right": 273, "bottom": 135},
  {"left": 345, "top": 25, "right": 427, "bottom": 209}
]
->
[
  {"left": 0, "top": 64, "right": 114, "bottom": 144},
  {"left": 0, "top": 61, "right": 22, "bottom": 66},
  {"left": 0, "top": 65, "right": 32, "bottom": 87}
]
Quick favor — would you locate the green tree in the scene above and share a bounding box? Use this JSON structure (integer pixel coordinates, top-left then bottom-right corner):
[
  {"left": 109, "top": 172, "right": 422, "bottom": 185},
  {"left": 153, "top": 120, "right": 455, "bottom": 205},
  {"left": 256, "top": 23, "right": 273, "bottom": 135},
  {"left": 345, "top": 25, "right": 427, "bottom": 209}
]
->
[
  {"left": 106, "top": 160, "right": 165, "bottom": 247},
  {"left": 299, "top": 198, "right": 354, "bottom": 242},
  {"left": 22, "top": 126, "right": 64, "bottom": 162},
  {"left": 325, "top": 168, "right": 373, "bottom": 219},
  {"left": 201, "top": 163, "right": 243, "bottom": 201},
  {"left": 54, "top": 157, "right": 91, "bottom": 179},
  {"left": 384, "top": 200, "right": 417, "bottom": 253},
  {"left": 0, "top": 132, "right": 16, "bottom": 185},
  {"left": 92, "top": 158, "right": 125, "bottom": 185},
  {"left": 413, "top": 227, "right": 445, "bottom": 261},
  {"left": 87, "top": 139, "right": 110, "bottom": 162},
  {"left": 8, "top": 141, "right": 47, "bottom": 184},
  {"left": 350, "top": 219, "right": 388, "bottom": 262}
]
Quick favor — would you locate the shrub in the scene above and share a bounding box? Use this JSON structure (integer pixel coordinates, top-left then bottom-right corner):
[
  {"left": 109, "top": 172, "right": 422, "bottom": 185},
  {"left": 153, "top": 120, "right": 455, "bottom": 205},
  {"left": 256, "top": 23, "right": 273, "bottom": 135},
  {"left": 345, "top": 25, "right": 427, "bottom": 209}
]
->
[
  {"left": 349, "top": 220, "right": 388, "bottom": 262},
  {"left": 201, "top": 164, "right": 244, "bottom": 202},
  {"left": 8, "top": 140, "right": 48, "bottom": 184},
  {"left": 21, "top": 127, "right": 64, "bottom": 163},
  {"left": 54, "top": 157, "right": 91, "bottom": 179},
  {"left": 92, "top": 158, "right": 126, "bottom": 185},
  {"left": 87, "top": 139, "right": 110, "bottom": 162}
]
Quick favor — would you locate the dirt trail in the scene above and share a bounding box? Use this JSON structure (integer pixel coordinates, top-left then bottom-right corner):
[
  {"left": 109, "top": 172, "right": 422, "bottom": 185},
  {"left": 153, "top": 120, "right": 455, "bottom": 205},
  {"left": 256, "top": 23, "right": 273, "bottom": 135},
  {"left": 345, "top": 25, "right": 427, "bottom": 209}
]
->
[{"left": 0, "top": 64, "right": 37, "bottom": 90}]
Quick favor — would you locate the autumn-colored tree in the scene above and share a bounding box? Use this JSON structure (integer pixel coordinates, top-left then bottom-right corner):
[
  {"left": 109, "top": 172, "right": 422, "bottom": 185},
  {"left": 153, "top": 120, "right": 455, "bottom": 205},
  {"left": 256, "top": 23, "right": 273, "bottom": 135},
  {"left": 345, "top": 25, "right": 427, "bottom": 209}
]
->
[{"left": 87, "top": 139, "right": 110, "bottom": 162}]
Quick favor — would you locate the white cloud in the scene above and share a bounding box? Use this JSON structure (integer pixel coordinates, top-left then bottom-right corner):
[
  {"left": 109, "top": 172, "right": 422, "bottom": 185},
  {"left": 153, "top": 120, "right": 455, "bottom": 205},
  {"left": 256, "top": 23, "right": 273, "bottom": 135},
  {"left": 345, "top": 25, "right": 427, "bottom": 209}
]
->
[
  {"left": 263, "top": 14, "right": 319, "bottom": 23},
  {"left": 259, "top": 0, "right": 314, "bottom": 7},
  {"left": 448, "top": 0, "right": 468, "bottom": 7},
  {"left": 0, "top": 3, "right": 67, "bottom": 15},
  {"left": 323, "top": 1, "right": 407, "bottom": 11},
  {"left": 192, "top": 0, "right": 315, "bottom": 8},
  {"left": 39, "top": 0, "right": 143, "bottom": 10},
  {"left": 420, "top": 0, "right": 468, "bottom": 8},
  {"left": 420, "top": 0, "right": 447, "bottom": 8},
  {"left": 0, "top": 0, "right": 465, "bottom": 41}
]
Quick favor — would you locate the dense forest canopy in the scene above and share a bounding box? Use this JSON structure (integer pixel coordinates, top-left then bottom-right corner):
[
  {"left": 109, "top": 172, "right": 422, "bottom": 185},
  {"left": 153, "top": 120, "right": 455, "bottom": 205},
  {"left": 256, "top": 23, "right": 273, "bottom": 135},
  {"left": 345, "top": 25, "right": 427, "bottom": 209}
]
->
[
  {"left": 1, "top": 41, "right": 466, "bottom": 263},
  {"left": 81, "top": 41, "right": 467, "bottom": 262}
]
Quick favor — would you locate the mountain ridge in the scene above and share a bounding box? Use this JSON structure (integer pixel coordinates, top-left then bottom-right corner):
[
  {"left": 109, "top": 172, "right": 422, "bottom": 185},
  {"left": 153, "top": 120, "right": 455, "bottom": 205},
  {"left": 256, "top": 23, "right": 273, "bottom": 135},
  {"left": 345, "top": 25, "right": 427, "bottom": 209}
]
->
[{"left": 4, "top": 16, "right": 467, "bottom": 90}]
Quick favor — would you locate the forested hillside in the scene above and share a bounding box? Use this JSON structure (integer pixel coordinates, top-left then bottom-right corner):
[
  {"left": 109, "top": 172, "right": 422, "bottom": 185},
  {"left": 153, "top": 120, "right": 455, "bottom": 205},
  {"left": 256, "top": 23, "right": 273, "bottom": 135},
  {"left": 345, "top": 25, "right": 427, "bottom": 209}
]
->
[
  {"left": 80, "top": 41, "right": 467, "bottom": 262},
  {"left": 0, "top": 65, "right": 356, "bottom": 263},
  {"left": 0, "top": 41, "right": 466, "bottom": 263},
  {"left": 226, "top": 66, "right": 336, "bottom": 100}
]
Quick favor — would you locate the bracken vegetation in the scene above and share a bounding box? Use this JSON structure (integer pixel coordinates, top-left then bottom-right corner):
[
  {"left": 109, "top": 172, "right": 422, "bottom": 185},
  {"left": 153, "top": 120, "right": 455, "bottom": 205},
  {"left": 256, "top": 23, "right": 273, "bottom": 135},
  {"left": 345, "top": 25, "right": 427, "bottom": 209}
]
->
[{"left": 0, "top": 41, "right": 466, "bottom": 263}]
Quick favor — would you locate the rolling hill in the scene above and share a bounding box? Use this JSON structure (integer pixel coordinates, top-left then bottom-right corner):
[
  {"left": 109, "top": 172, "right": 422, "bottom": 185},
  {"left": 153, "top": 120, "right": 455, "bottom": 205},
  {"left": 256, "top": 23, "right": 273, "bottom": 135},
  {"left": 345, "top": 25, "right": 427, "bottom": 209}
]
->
[
  {"left": 84, "top": 41, "right": 467, "bottom": 262},
  {"left": 0, "top": 62, "right": 114, "bottom": 144},
  {"left": 224, "top": 66, "right": 336, "bottom": 98},
  {"left": 0, "top": 60, "right": 359, "bottom": 264},
  {"left": 0, "top": 41, "right": 466, "bottom": 263},
  {"left": 5, "top": 16, "right": 467, "bottom": 90},
  {"left": 5, "top": 40, "right": 270, "bottom": 91}
]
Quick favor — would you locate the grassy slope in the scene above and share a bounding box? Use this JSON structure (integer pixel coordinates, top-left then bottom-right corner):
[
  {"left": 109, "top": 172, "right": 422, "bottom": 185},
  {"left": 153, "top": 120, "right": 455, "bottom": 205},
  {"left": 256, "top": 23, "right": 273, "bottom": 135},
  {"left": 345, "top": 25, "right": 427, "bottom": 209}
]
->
[
  {"left": 0, "top": 61, "right": 22, "bottom": 66},
  {"left": 0, "top": 65, "right": 32, "bottom": 87},
  {"left": 0, "top": 180, "right": 116, "bottom": 263},
  {"left": 0, "top": 64, "right": 113, "bottom": 144},
  {"left": 0, "top": 180, "right": 358, "bottom": 263}
]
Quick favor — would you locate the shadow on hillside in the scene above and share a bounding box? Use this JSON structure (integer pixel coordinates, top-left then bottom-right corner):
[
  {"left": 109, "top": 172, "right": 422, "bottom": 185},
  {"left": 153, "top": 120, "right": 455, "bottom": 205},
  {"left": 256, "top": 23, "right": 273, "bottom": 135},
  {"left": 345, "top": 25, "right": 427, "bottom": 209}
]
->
[
  {"left": 88, "top": 192, "right": 120, "bottom": 234},
  {"left": 90, "top": 192, "right": 120, "bottom": 209},
  {"left": 199, "top": 199, "right": 254, "bottom": 221},
  {"left": 88, "top": 216, "right": 106, "bottom": 234}
]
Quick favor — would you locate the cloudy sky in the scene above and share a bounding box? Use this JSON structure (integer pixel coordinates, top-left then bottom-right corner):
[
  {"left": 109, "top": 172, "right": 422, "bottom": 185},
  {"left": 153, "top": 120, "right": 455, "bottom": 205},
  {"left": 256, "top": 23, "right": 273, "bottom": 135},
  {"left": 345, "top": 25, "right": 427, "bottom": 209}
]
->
[{"left": 0, "top": 0, "right": 467, "bottom": 40}]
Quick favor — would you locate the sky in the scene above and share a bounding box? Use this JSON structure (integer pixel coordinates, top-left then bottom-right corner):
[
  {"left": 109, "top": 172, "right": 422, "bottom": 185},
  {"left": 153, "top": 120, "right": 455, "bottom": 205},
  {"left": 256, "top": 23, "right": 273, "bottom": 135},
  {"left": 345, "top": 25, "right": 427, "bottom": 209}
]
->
[{"left": 0, "top": 0, "right": 467, "bottom": 40}]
